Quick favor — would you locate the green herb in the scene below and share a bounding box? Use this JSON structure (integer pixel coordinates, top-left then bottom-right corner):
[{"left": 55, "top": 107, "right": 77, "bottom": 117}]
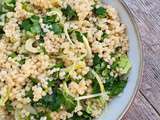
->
[
  {"left": 8, "top": 52, "right": 17, "bottom": 58},
  {"left": 48, "top": 80, "right": 55, "bottom": 87},
  {"left": 62, "top": 5, "right": 78, "bottom": 20},
  {"left": 22, "top": 2, "right": 33, "bottom": 12},
  {"left": 52, "top": 71, "right": 60, "bottom": 80},
  {"left": 29, "top": 77, "right": 39, "bottom": 85},
  {"left": 54, "top": 63, "right": 64, "bottom": 68},
  {"left": 18, "top": 58, "right": 26, "bottom": 65},
  {"left": 85, "top": 71, "right": 100, "bottom": 94},
  {"left": 93, "top": 54, "right": 102, "bottom": 66},
  {"left": 75, "top": 31, "right": 83, "bottom": 42},
  {"left": 104, "top": 77, "right": 127, "bottom": 97},
  {"left": 48, "top": 23, "right": 63, "bottom": 34},
  {"left": 43, "top": 15, "right": 58, "bottom": 24},
  {"left": 93, "top": 6, "right": 107, "bottom": 18},
  {"left": 5, "top": 100, "right": 14, "bottom": 113},
  {"left": 43, "top": 13, "right": 63, "bottom": 34},
  {"left": 1, "top": 0, "right": 16, "bottom": 12},
  {"left": 101, "top": 32, "right": 109, "bottom": 42},
  {"left": 35, "top": 90, "right": 76, "bottom": 112},
  {"left": 20, "top": 15, "right": 43, "bottom": 35},
  {"left": 102, "top": 68, "right": 109, "bottom": 78},
  {"left": 36, "top": 90, "right": 64, "bottom": 111},
  {"left": 0, "top": 26, "right": 4, "bottom": 39},
  {"left": 92, "top": 78, "right": 101, "bottom": 94},
  {"left": 63, "top": 92, "right": 76, "bottom": 112},
  {"left": 25, "top": 89, "right": 33, "bottom": 99},
  {"left": 85, "top": 71, "right": 96, "bottom": 80}
]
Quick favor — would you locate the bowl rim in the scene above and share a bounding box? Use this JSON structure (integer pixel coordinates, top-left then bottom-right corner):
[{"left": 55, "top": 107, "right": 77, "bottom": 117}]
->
[{"left": 117, "top": 0, "right": 144, "bottom": 119}]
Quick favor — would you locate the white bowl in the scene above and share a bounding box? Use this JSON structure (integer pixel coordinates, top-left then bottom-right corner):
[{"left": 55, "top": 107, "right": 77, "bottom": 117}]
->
[{"left": 98, "top": 0, "right": 143, "bottom": 120}]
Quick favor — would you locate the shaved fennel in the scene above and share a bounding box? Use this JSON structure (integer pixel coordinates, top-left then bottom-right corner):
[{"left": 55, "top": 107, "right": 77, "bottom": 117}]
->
[
  {"left": 64, "top": 23, "right": 74, "bottom": 45},
  {"left": 82, "top": 35, "right": 92, "bottom": 59},
  {"left": 76, "top": 92, "right": 108, "bottom": 101}
]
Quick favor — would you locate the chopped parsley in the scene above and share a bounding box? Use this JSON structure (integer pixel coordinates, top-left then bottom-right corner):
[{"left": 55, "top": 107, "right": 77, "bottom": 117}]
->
[
  {"left": 90, "top": 54, "right": 128, "bottom": 96},
  {"left": 93, "top": 6, "right": 107, "bottom": 18},
  {"left": 5, "top": 100, "right": 14, "bottom": 113},
  {"left": 101, "top": 32, "right": 109, "bottom": 42},
  {"left": 43, "top": 15, "right": 58, "bottom": 24},
  {"left": 25, "top": 89, "right": 34, "bottom": 99},
  {"left": 49, "top": 23, "right": 63, "bottom": 34},
  {"left": 8, "top": 52, "right": 17, "bottom": 58},
  {"left": 34, "top": 90, "right": 76, "bottom": 112},
  {"left": 62, "top": 5, "right": 78, "bottom": 20},
  {"left": 18, "top": 58, "right": 26, "bottom": 65},
  {"left": 29, "top": 77, "right": 39, "bottom": 85},
  {"left": 1, "top": 0, "right": 16, "bottom": 12},
  {"left": 20, "top": 15, "right": 43, "bottom": 35},
  {"left": 104, "top": 77, "right": 127, "bottom": 97},
  {"left": 75, "top": 31, "right": 84, "bottom": 42}
]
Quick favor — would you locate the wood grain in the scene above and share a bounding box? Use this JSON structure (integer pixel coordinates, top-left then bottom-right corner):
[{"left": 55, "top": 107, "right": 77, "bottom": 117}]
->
[
  {"left": 121, "top": 0, "right": 160, "bottom": 119},
  {"left": 122, "top": 92, "right": 160, "bottom": 120}
]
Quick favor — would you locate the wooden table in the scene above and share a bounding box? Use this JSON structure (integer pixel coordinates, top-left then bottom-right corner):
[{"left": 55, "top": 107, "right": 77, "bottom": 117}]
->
[{"left": 121, "top": 0, "right": 160, "bottom": 120}]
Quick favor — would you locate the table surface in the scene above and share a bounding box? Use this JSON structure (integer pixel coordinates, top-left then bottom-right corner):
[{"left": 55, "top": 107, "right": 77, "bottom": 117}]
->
[{"left": 121, "top": 0, "right": 160, "bottom": 120}]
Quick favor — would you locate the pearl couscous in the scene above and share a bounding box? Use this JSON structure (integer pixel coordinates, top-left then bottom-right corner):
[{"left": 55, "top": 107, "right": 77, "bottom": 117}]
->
[{"left": 0, "top": 0, "right": 131, "bottom": 120}]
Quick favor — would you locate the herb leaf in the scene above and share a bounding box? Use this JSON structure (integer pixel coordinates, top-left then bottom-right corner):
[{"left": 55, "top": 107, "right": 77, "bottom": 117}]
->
[
  {"left": 75, "top": 31, "right": 83, "bottom": 42},
  {"left": 105, "top": 77, "right": 127, "bottom": 97},
  {"left": 5, "top": 100, "right": 14, "bottom": 113},
  {"left": 34, "top": 89, "right": 76, "bottom": 112},
  {"left": 20, "top": 15, "right": 43, "bottom": 35},
  {"left": 50, "top": 23, "right": 63, "bottom": 34},
  {"left": 63, "top": 92, "right": 76, "bottom": 112},
  {"left": 93, "top": 6, "right": 107, "bottom": 18},
  {"left": 62, "top": 5, "right": 78, "bottom": 20},
  {"left": 1, "top": 0, "right": 16, "bottom": 12}
]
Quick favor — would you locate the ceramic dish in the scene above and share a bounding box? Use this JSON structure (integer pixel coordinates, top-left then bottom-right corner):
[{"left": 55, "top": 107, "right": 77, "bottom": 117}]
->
[{"left": 98, "top": 0, "right": 143, "bottom": 120}]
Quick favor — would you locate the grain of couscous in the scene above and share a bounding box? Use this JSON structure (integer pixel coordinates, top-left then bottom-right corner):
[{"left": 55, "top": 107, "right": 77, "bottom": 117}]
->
[{"left": 0, "top": 0, "right": 131, "bottom": 120}]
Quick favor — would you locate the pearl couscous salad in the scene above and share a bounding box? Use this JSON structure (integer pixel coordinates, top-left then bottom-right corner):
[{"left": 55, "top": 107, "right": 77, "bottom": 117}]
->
[{"left": 0, "top": 0, "right": 131, "bottom": 120}]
